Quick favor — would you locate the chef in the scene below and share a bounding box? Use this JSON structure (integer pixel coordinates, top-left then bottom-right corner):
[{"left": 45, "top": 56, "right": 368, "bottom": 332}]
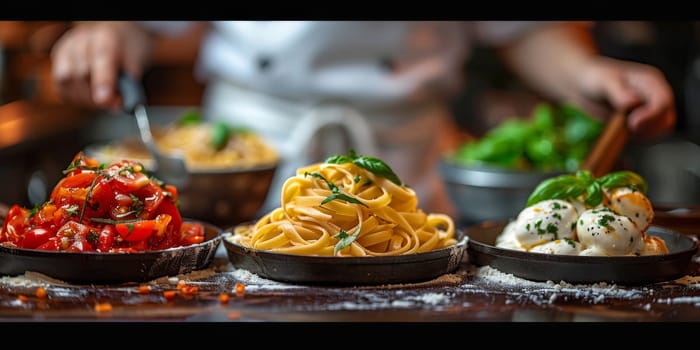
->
[{"left": 50, "top": 21, "right": 676, "bottom": 217}]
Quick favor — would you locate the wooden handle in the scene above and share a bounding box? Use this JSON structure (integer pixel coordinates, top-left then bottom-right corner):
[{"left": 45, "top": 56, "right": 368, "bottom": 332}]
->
[{"left": 581, "top": 111, "right": 628, "bottom": 178}]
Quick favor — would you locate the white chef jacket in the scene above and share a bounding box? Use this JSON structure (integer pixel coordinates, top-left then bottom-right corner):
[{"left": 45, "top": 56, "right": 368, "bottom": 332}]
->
[{"left": 142, "top": 21, "right": 554, "bottom": 217}]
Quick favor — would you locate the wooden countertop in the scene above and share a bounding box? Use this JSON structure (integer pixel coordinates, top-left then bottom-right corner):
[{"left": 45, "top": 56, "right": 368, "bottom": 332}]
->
[{"left": 0, "top": 236, "right": 698, "bottom": 323}]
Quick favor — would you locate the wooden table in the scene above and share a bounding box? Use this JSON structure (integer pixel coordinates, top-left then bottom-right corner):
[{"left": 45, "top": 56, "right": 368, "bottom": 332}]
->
[{"left": 0, "top": 243, "right": 698, "bottom": 323}]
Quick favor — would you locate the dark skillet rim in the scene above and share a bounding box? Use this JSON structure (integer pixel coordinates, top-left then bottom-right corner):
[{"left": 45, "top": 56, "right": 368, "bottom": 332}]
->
[
  {"left": 465, "top": 221, "right": 698, "bottom": 284},
  {"left": 0, "top": 218, "right": 223, "bottom": 284},
  {"left": 221, "top": 223, "right": 468, "bottom": 285}
]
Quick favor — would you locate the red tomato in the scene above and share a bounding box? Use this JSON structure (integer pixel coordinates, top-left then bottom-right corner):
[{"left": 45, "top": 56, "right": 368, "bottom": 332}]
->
[
  {"left": 50, "top": 172, "right": 95, "bottom": 201},
  {"left": 83, "top": 179, "right": 113, "bottom": 218},
  {"left": 154, "top": 198, "right": 182, "bottom": 233},
  {"left": 180, "top": 222, "right": 205, "bottom": 245},
  {"left": 21, "top": 227, "right": 52, "bottom": 249},
  {"left": 115, "top": 220, "right": 156, "bottom": 242},
  {"left": 164, "top": 184, "right": 178, "bottom": 202},
  {"left": 110, "top": 163, "right": 150, "bottom": 193},
  {"left": 97, "top": 225, "right": 116, "bottom": 252},
  {"left": 54, "top": 221, "right": 96, "bottom": 252},
  {"left": 1, "top": 204, "right": 29, "bottom": 244},
  {"left": 35, "top": 238, "right": 60, "bottom": 251}
]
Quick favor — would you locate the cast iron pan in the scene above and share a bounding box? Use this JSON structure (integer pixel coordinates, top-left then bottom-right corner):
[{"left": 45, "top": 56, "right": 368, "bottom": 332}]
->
[
  {"left": 0, "top": 215, "right": 222, "bottom": 285},
  {"left": 222, "top": 224, "right": 468, "bottom": 286},
  {"left": 465, "top": 221, "right": 698, "bottom": 285}
]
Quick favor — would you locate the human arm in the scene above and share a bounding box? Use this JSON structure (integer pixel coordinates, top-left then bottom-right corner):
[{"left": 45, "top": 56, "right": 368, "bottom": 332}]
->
[
  {"left": 50, "top": 21, "right": 195, "bottom": 110},
  {"left": 497, "top": 22, "right": 675, "bottom": 141}
]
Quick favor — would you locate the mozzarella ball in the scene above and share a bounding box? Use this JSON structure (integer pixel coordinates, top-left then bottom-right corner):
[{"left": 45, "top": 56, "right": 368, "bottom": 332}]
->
[
  {"left": 579, "top": 246, "right": 608, "bottom": 256},
  {"left": 576, "top": 208, "right": 645, "bottom": 256},
  {"left": 512, "top": 199, "right": 579, "bottom": 250},
  {"left": 605, "top": 187, "right": 654, "bottom": 232},
  {"left": 495, "top": 221, "right": 526, "bottom": 251},
  {"left": 530, "top": 239, "right": 582, "bottom": 255},
  {"left": 640, "top": 234, "right": 670, "bottom": 256}
]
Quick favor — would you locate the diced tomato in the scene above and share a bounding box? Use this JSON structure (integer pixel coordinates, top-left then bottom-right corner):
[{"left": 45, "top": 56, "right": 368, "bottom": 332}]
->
[
  {"left": 111, "top": 165, "right": 150, "bottom": 193},
  {"left": 35, "top": 238, "right": 60, "bottom": 251},
  {"left": 1, "top": 153, "right": 195, "bottom": 253},
  {"left": 54, "top": 221, "right": 96, "bottom": 252},
  {"left": 154, "top": 198, "right": 182, "bottom": 234},
  {"left": 115, "top": 220, "right": 155, "bottom": 242},
  {"left": 97, "top": 225, "right": 116, "bottom": 252},
  {"left": 135, "top": 182, "right": 165, "bottom": 217},
  {"left": 83, "top": 179, "right": 113, "bottom": 218},
  {"left": 164, "top": 184, "right": 178, "bottom": 203},
  {"left": 21, "top": 227, "right": 52, "bottom": 249},
  {"left": 180, "top": 222, "right": 205, "bottom": 245},
  {"left": 1, "top": 204, "right": 29, "bottom": 244},
  {"left": 50, "top": 172, "right": 95, "bottom": 201}
]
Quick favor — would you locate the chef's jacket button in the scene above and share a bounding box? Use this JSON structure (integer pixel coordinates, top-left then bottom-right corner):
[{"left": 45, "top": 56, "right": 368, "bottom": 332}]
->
[
  {"left": 257, "top": 56, "right": 272, "bottom": 72},
  {"left": 379, "top": 57, "right": 396, "bottom": 72}
]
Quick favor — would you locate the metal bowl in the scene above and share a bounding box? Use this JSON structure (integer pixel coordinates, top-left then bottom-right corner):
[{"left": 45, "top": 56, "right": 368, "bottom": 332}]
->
[
  {"left": 439, "top": 158, "right": 564, "bottom": 224},
  {"left": 84, "top": 143, "right": 276, "bottom": 228}
]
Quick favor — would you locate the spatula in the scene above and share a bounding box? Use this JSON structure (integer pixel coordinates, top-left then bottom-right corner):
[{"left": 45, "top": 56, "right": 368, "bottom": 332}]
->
[{"left": 581, "top": 110, "right": 628, "bottom": 178}]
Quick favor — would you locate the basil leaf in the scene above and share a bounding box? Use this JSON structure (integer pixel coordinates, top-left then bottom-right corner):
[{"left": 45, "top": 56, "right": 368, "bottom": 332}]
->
[
  {"left": 321, "top": 193, "right": 367, "bottom": 207},
  {"left": 325, "top": 150, "right": 404, "bottom": 186},
  {"left": 306, "top": 172, "right": 368, "bottom": 207},
  {"left": 352, "top": 156, "right": 403, "bottom": 186},
  {"left": 599, "top": 170, "right": 648, "bottom": 194},
  {"left": 210, "top": 121, "right": 230, "bottom": 151},
  {"left": 179, "top": 110, "right": 201, "bottom": 125},
  {"left": 325, "top": 155, "right": 355, "bottom": 164},
  {"left": 526, "top": 174, "right": 587, "bottom": 206},
  {"left": 333, "top": 222, "right": 362, "bottom": 256},
  {"left": 585, "top": 181, "right": 603, "bottom": 207}
]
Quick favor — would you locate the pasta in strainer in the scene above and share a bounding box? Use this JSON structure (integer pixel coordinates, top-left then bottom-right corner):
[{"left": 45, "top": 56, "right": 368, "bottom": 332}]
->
[{"left": 232, "top": 153, "right": 457, "bottom": 257}]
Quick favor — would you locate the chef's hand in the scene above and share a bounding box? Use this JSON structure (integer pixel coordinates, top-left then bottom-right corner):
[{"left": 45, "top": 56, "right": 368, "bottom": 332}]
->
[
  {"left": 51, "top": 21, "right": 153, "bottom": 110},
  {"left": 573, "top": 56, "right": 676, "bottom": 141}
]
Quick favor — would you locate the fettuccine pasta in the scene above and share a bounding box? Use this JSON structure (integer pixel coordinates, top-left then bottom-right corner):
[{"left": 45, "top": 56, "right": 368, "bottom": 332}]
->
[{"left": 232, "top": 157, "right": 457, "bottom": 257}]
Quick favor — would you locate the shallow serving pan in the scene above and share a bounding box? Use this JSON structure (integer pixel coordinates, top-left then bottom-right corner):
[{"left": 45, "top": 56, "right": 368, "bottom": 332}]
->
[
  {"left": 0, "top": 214, "right": 222, "bottom": 285},
  {"left": 465, "top": 221, "right": 698, "bottom": 285},
  {"left": 221, "top": 224, "right": 468, "bottom": 286}
]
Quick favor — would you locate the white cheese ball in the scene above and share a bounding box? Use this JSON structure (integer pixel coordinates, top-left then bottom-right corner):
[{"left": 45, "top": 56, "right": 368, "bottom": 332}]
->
[
  {"left": 576, "top": 208, "right": 645, "bottom": 256},
  {"left": 605, "top": 187, "right": 654, "bottom": 232},
  {"left": 512, "top": 199, "right": 579, "bottom": 250},
  {"left": 579, "top": 246, "right": 608, "bottom": 256},
  {"left": 529, "top": 239, "right": 582, "bottom": 255},
  {"left": 640, "top": 235, "right": 670, "bottom": 256},
  {"left": 495, "top": 221, "right": 526, "bottom": 251}
]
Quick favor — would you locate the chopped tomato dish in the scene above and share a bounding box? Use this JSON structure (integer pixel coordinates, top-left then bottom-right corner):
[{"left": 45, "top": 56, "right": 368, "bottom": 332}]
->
[{"left": 0, "top": 152, "right": 205, "bottom": 252}]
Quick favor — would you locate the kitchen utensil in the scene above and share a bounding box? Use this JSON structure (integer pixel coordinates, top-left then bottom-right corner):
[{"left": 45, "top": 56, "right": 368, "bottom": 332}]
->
[
  {"left": 581, "top": 110, "right": 628, "bottom": 177},
  {"left": 465, "top": 221, "right": 697, "bottom": 285},
  {"left": 118, "top": 72, "right": 189, "bottom": 188},
  {"left": 221, "top": 223, "right": 468, "bottom": 286}
]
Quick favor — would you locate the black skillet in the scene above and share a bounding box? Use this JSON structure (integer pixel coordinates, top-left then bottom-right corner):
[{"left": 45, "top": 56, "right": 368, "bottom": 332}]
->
[
  {"left": 222, "top": 224, "right": 468, "bottom": 286},
  {"left": 465, "top": 221, "right": 698, "bottom": 285},
  {"left": 0, "top": 212, "right": 222, "bottom": 285}
]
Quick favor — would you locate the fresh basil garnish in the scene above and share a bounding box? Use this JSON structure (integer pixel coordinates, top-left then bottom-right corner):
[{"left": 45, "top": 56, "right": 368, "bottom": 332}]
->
[
  {"left": 305, "top": 172, "right": 367, "bottom": 207},
  {"left": 333, "top": 222, "right": 362, "bottom": 256},
  {"left": 526, "top": 170, "right": 648, "bottom": 207},
  {"left": 325, "top": 150, "right": 404, "bottom": 186}
]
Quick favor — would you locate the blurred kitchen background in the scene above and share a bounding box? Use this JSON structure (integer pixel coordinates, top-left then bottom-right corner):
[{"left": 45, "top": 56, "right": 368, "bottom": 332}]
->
[{"left": 1, "top": 21, "right": 699, "bottom": 209}]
